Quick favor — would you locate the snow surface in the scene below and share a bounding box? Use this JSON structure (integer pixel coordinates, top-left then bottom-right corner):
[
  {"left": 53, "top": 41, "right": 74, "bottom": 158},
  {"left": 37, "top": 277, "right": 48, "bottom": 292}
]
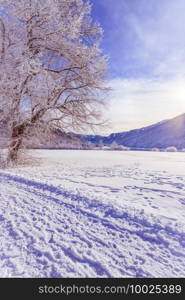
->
[{"left": 0, "top": 150, "right": 185, "bottom": 277}]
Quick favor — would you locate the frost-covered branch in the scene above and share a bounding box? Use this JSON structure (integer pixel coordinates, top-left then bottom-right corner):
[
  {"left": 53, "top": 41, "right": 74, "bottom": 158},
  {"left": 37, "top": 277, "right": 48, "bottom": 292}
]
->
[{"left": 0, "top": 0, "right": 108, "bottom": 164}]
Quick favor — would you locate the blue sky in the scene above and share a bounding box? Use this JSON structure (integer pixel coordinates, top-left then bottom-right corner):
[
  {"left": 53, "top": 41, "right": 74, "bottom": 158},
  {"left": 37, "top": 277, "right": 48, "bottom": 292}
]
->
[{"left": 91, "top": 0, "right": 185, "bottom": 133}]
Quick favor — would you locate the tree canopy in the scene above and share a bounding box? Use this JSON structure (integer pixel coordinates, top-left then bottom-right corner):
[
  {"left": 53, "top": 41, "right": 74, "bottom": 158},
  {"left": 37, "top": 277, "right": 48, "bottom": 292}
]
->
[{"left": 0, "top": 0, "right": 108, "bottom": 162}]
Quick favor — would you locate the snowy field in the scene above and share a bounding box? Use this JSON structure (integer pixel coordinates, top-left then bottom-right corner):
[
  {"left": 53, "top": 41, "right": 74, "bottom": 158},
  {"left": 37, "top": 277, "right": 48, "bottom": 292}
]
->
[{"left": 0, "top": 150, "right": 185, "bottom": 277}]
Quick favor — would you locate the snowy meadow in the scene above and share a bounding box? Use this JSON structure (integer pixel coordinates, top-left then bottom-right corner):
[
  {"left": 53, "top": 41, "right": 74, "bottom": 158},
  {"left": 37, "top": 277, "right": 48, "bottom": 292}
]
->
[{"left": 0, "top": 150, "right": 185, "bottom": 277}]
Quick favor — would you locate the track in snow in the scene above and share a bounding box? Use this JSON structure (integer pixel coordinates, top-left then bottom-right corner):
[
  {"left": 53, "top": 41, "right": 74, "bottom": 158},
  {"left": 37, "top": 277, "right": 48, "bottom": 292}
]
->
[{"left": 0, "top": 150, "right": 185, "bottom": 277}]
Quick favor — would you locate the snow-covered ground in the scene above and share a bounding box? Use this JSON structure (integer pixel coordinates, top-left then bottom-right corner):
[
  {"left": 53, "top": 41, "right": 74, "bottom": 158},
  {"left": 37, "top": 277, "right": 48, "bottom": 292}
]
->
[{"left": 0, "top": 150, "right": 185, "bottom": 277}]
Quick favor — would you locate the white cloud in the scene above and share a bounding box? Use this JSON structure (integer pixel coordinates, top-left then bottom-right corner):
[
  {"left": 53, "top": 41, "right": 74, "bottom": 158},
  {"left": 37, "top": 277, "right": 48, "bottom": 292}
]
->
[
  {"left": 102, "top": 76, "right": 185, "bottom": 134},
  {"left": 92, "top": 1, "right": 185, "bottom": 135}
]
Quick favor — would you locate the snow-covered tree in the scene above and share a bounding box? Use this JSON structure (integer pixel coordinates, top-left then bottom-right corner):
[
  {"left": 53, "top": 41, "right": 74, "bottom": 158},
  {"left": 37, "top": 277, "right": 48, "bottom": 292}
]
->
[
  {"left": 120, "top": 145, "right": 130, "bottom": 151},
  {"left": 0, "top": 0, "right": 108, "bottom": 163},
  {"left": 98, "top": 139, "right": 104, "bottom": 149},
  {"left": 165, "top": 146, "right": 177, "bottom": 152},
  {"left": 110, "top": 141, "right": 128, "bottom": 151},
  {"left": 151, "top": 147, "right": 160, "bottom": 152},
  {"left": 110, "top": 141, "right": 118, "bottom": 150},
  {"left": 102, "top": 145, "right": 111, "bottom": 150}
]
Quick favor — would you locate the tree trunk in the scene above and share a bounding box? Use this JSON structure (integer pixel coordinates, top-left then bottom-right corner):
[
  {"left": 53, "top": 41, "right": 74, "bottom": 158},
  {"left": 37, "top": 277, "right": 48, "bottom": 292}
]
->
[
  {"left": 8, "top": 123, "right": 26, "bottom": 162},
  {"left": 8, "top": 138, "right": 22, "bottom": 161}
]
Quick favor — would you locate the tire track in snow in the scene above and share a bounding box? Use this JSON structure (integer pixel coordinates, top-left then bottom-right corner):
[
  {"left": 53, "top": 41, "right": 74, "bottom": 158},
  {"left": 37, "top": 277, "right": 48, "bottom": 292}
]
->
[
  {"left": 0, "top": 173, "right": 116, "bottom": 277},
  {"left": 0, "top": 172, "right": 185, "bottom": 277},
  {"left": 1, "top": 172, "right": 184, "bottom": 241}
]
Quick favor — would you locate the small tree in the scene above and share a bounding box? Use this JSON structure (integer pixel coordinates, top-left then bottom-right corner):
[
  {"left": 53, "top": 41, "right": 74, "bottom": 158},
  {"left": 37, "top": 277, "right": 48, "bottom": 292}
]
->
[
  {"left": 120, "top": 145, "right": 130, "bottom": 151},
  {"left": 151, "top": 148, "right": 160, "bottom": 152},
  {"left": 165, "top": 146, "right": 177, "bottom": 152},
  {"left": 0, "top": 0, "right": 108, "bottom": 164},
  {"left": 98, "top": 139, "right": 104, "bottom": 149},
  {"left": 110, "top": 141, "right": 118, "bottom": 150}
]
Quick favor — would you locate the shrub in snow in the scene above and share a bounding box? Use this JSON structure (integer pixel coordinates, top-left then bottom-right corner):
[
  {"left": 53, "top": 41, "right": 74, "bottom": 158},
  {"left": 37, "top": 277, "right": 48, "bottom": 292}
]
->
[
  {"left": 121, "top": 145, "right": 130, "bottom": 151},
  {"left": 86, "top": 142, "right": 95, "bottom": 150},
  {"left": 110, "top": 142, "right": 130, "bottom": 151},
  {"left": 102, "top": 146, "right": 110, "bottom": 151},
  {"left": 151, "top": 148, "right": 160, "bottom": 152},
  {"left": 165, "top": 146, "right": 177, "bottom": 152},
  {"left": 110, "top": 141, "right": 118, "bottom": 150}
]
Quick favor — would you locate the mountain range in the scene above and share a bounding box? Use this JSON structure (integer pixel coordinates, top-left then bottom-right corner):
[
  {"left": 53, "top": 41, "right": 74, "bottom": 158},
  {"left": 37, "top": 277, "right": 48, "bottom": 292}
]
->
[
  {"left": 1, "top": 113, "right": 185, "bottom": 150},
  {"left": 82, "top": 113, "right": 185, "bottom": 150}
]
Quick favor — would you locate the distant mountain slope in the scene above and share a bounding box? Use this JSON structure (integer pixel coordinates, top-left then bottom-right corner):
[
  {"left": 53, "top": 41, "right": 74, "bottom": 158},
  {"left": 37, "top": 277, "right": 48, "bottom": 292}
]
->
[
  {"left": 83, "top": 113, "right": 185, "bottom": 150},
  {"left": 1, "top": 113, "right": 185, "bottom": 150}
]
